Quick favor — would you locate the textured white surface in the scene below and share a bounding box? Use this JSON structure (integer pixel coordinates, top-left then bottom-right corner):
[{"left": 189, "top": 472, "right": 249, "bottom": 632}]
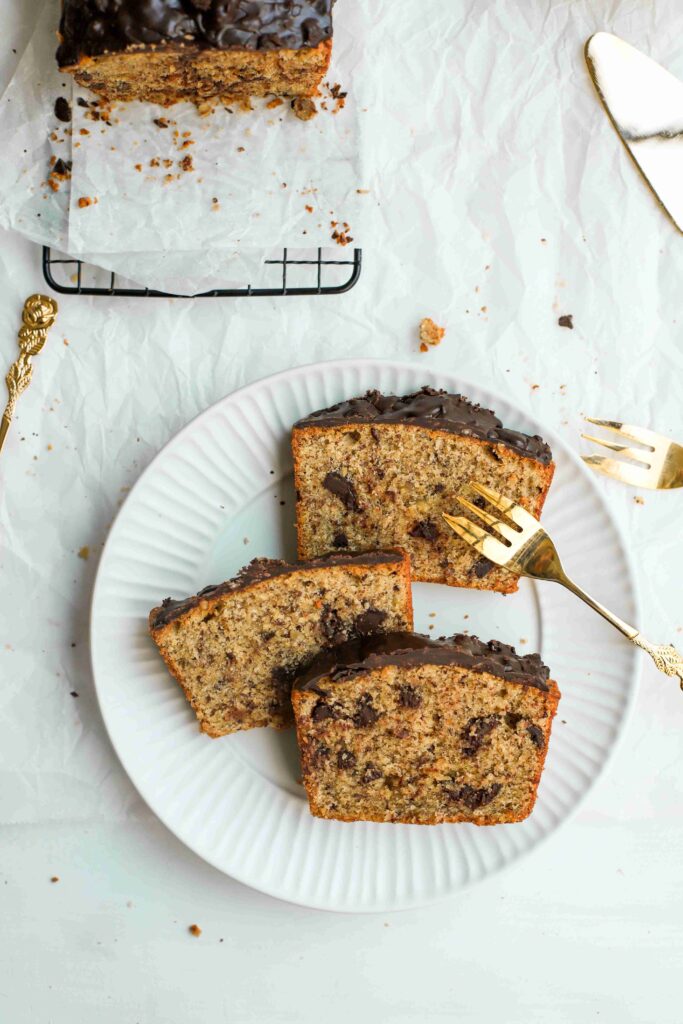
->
[
  {"left": 0, "top": 0, "right": 682, "bottom": 1018},
  {"left": 91, "top": 360, "right": 638, "bottom": 911}
]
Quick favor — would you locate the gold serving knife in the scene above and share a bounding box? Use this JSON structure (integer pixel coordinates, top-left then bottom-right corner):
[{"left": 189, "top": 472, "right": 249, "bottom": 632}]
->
[{"left": 0, "top": 295, "right": 59, "bottom": 455}]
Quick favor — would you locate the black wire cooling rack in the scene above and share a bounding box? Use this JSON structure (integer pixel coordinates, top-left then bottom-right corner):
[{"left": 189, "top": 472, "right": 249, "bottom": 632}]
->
[{"left": 42, "top": 245, "right": 362, "bottom": 298}]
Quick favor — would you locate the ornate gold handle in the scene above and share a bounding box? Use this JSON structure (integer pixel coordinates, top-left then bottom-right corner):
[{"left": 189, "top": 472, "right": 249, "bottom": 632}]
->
[
  {"left": 0, "top": 294, "right": 58, "bottom": 454},
  {"left": 632, "top": 635, "right": 683, "bottom": 690},
  {"left": 560, "top": 574, "right": 683, "bottom": 691}
]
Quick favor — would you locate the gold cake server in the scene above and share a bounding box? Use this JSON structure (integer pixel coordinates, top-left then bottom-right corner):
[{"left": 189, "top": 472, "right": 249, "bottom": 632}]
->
[
  {"left": 585, "top": 32, "right": 683, "bottom": 233},
  {"left": 443, "top": 482, "right": 683, "bottom": 689},
  {"left": 0, "top": 295, "right": 59, "bottom": 455}
]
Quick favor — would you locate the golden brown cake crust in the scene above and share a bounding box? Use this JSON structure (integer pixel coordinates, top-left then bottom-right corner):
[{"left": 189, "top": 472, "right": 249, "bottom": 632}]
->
[
  {"left": 292, "top": 633, "right": 560, "bottom": 825},
  {"left": 149, "top": 551, "right": 414, "bottom": 738}
]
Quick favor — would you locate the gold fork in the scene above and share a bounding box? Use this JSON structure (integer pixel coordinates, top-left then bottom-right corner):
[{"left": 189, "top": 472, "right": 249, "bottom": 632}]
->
[
  {"left": 581, "top": 418, "right": 683, "bottom": 490},
  {"left": 443, "top": 482, "right": 683, "bottom": 689}
]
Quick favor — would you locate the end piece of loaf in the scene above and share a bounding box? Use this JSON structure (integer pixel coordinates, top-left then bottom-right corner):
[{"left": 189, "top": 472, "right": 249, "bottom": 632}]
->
[
  {"left": 292, "top": 632, "right": 560, "bottom": 825},
  {"left": 292, "top": 388, "right": 555, "bottom": 594},
  {"left": 57, "top": 1, "right": 333, "bottom": 106},
  {"left": 149, "top": 551, "right": 413, "bottom": 737}
]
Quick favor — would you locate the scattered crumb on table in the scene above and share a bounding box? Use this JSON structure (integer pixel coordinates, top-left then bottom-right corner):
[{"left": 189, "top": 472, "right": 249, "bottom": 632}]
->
[
  {"left": 419, "top": 318, "right": 446, "bottom": 352},
  {"left": 558, "top": 315, "right": 574, "bottom": 330},
  {"left": 189, "top": 924, "right": 202, "bottom": 937},
  {"left": 78, "top": 546, "right": 90, "bottom": 560}
]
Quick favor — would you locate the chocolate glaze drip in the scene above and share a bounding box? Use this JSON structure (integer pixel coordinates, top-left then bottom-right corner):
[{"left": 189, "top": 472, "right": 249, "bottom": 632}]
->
[
  {"left": 295, "top": 388, "right": 553, "bottom": 465},
  {"left": 149, "top": 550, "right": 403, "bottom": 629},
  {"left": 57, "top": 0, "right": 334, "bottom": 66},
  {"left": 294, "top": 632, "right": 551, "bottom": 693}
]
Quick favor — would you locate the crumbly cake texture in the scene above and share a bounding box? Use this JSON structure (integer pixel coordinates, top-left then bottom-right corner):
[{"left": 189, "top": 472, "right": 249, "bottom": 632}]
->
[
  {"left": 292, "top": 633, "right": 560, "bottom": 825},
  {"left": 57, "top": 0, "right": 334, "bottom": 106},
  {"left": 148, "top": 551, "right": 413, "bottom": 737},
  {"left": 292, "top": 388, "right": 555, "bottom": 594}
]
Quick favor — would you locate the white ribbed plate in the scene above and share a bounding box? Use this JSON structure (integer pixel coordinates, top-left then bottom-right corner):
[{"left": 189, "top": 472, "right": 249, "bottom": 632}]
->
[{"left": 91, "top": 360, "right": 639, "bottom": 912}]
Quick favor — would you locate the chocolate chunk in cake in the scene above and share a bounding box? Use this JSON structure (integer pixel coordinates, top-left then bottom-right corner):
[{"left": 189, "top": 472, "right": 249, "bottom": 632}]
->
[
  {"left": 57, "top": 0, "right": 334, "bottom": 107},
  {"left": 292, "top": 632, "right": 560, "bottom": 825},
  {"left": 149, "top": 550, "right": 413, "bottom": 737},
  {"left": 292, "top": 388, "right": 555, "bottom": 594}
]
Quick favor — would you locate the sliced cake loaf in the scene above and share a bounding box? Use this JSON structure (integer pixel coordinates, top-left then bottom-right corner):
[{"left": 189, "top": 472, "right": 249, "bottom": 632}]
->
[
  {"left": 292, "top": 388, "right": 555, "bottom": 594},
  {"left": 292, "top": 632, "right": 560, "bottom": 825},
  {"left": 57, "top": 0, "right": 334, "bottom": 107},
  {"left": 149, "top": 551, "right": 413, "bottom": 737}
]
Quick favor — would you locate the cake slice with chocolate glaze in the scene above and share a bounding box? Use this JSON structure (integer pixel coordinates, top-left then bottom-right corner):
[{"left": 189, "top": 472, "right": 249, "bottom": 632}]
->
[
  {"left": 292, "top": 388, "right": 555, "bottom": 594},
  {"left": 57, "top": 0, "right": 334, "bottom": 107},
  {"left": 292, "top": 632, "right": 560, "bottom": 825},
  {"left": 149, "top": 551, "right": 413, "bottom": 737}
]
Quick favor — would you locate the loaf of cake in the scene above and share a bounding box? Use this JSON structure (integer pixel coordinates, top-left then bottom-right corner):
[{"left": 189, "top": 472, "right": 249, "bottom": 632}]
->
[
  {"left": 148, "top": 551, "right": 413, "bottom": 736},
  {"left": 292, "top": 388, "right": 555, "bottom": 594},
  {"left": 292, "top": 632, "right": 560, "bottom": 825},
  {"left": 57, "top": 1, "right": 334, "bottom": 107}
]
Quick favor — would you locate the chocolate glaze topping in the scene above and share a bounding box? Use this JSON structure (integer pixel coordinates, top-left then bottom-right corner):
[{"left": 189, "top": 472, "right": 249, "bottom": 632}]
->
[
  {"left": 57, "top": 0, "right": 334, "bottom": 66},
  {"left": 294, "top": 632, "right": 551, "bottom": 693},
  {"left": 149, "top": 550, "right": 403, "bottom": 630},
  {"left": 295, "top": 388, "right": 553, "bottom": 465}
]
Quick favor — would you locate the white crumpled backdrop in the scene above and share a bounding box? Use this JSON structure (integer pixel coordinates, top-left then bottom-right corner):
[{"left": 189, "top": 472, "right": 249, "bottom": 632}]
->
[{"left": 0, "top": 1, "right": 682, "bottom": 1022}]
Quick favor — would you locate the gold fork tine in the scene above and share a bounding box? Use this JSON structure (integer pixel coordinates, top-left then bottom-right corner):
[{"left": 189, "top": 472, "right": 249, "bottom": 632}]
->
[
  {"left": 583, "top": 417, "right": 659, "bottom": 449},
  {"left": 469, "top": 482, "right": 540, "bottom": 530},
  {"left": 443, "top": 488, "right": 683, "bottom": 689},
  {"left": 456, "top": 495, "right": 520, "bottom": 544},
  {"left": 441, "top": 513, "right": 510, "bottom": 562},
  {"left": 581, "top": 454, "right": 655, "bottom": 487},
  {"left": 581, "top": 417, "right": 683, "bottom": 490},
  {"left": 580, "top": 433, "right": 652, "bottom": 464},
  {"left": 441, "top": 513, "right": 489, "bottom": 550}
]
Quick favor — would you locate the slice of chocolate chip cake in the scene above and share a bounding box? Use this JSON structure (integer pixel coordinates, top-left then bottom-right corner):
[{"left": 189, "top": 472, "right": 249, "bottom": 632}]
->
[
  {"left": 57, "top": 1, "right": 334, "bottom": 107},
  {"left": 149, "top": 551, "right": 413, "bottom": 737},
  {"left": 292, "top": 633, "right": 560, "bottom": 825},
  {"left": 292, "top": 388, "right": 555, "bottom": 594}
]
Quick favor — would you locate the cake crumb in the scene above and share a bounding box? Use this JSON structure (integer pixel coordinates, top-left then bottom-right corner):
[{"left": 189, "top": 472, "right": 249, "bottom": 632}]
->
[
  {"left": 558, "top": 315, "right": 574, "bottom": 330},
  {"left": 419, "top": 318, "right": 446, "bottom": 350},
  {"left": 77, "top": 197, "right": 93, "bottom": 209},
  {"left": 179, "top": 154, "right": 194, "bottom": 173},
  {"left": 50, "top": 876, "right": 59, "bottom": 883},
  {"left": 266, "top": 97, "right": 284, "bottom": 109},
  {"left": 291, "top": 97, "right": 317, "bottom": 121},
  {"left": 331, "top": 220, "right": 353, "bottom": 246},
  {"left": 189, "top": 924, "right": 202, "bottom": 937},
  {"left": 78, "top": 546, "right": 90, "bottom": 560},
  {"left": 633, "top": 496, "right": 645, "bottom": 505}
]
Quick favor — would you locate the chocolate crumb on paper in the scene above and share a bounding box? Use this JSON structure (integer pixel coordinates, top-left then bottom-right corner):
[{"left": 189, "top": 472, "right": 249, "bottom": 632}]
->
[
  {"left": 558, "top": 315, "right": 574, "bottom": 330},
  {"left": 54, "top": 97, "right": 71, "bottom": 123}
]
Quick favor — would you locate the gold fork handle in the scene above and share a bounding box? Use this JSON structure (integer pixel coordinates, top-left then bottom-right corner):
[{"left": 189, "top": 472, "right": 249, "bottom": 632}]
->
[{"left": 560, "top": 575, "right": 683, "bottom": 690}]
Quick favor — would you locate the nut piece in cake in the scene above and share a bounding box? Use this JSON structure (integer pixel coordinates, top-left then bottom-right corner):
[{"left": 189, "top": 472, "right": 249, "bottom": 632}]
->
[
  {"left": 292, "top": 632, "right": 560, "bottom": 825},
  {"left": 292, "top": 388, "right": 555, "bottom": 594},
  {"left": 148, "top": 551, "right": 413, "bottom": 737}
]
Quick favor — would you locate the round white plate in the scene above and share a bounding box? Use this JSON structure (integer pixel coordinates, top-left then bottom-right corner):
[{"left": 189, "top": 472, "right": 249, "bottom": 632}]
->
[{"left": 91, "top": 360, "right": 639, "bottom": 912}]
